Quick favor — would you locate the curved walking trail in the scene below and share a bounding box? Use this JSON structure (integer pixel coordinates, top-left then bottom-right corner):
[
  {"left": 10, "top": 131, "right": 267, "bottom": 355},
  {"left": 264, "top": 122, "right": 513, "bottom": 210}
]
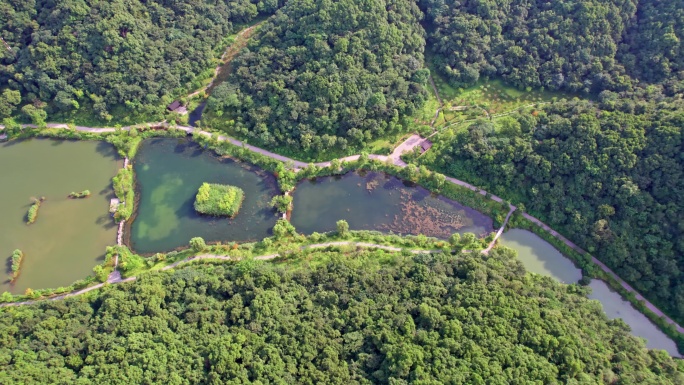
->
[
  {"left": 187, "top": 23, "right": 262, "bottom": 99},
  {"left": 0, "top": 242, "right": 446, "bottom": 307},
  {"left": 2, "top": 123, "right": 683, "bottom": 336}
]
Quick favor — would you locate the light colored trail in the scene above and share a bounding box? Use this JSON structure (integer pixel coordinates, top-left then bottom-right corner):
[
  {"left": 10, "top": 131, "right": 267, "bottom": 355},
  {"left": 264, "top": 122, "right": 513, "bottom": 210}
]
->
[
  {"left": 186, "top": 23, "right": 262, "bottom": 99},
  {"left": 0, "top": 242, "right": 445, "bottom": 307},
  {"left": 2, "top": 123, "right": 682, "bottom": 335}
]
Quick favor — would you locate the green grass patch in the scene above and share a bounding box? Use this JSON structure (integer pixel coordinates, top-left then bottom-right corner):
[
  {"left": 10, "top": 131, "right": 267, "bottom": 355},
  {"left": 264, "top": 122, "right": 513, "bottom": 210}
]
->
[{"left": 194, "top": 183, "right": 244, "bottom": 217}]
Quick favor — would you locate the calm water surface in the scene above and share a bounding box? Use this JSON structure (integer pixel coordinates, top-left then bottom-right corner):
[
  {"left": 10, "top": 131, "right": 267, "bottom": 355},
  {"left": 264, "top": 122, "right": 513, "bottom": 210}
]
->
[
  {"left": 130, "top": 138, "right": 279, "bottom": 253},
  {"left": 500, "top": 228, "right": 680, "bottom": 356},
  {"left": 188, "top": 102, "right": 206, "bottom": 127},
  {"left": 291, "top": 172, "right": 493, "bottom": 239},
  {"left": 0, "top": 139, "right": 120, "bottom": 293},
  {"left": 499, "top": 229, "right": 582, "bottom": 283}
]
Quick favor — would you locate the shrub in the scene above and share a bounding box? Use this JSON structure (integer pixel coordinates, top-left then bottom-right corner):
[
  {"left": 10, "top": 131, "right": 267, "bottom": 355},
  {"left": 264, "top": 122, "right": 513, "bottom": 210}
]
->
[
  {"left": 273, "top": 219, "right": 297, "bottom": 239},
  {"left": 68, "top": 190, "right": 91, "bottom": 199},
  {"left": 194, "top": 183, "right": 244, "bottom": 217},
  {"left": 336, "top": 220, "right": 350, "bottom": 238},
  {"left": 190, "top": 237, "right": 207, "bottom": 252},
  {"left": 269, "top": 194, "right": 292, "bottom": 213}
]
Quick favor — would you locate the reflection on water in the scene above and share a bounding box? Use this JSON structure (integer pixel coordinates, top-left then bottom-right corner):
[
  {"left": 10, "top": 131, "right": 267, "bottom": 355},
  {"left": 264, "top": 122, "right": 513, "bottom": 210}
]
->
[
  {"left": 0, "top": 139, "right": 119, "bottom": 293},
  {"left": 500, "top": 228, "right": 680, "bottom": 357},
  {"left": 499, "top": 229, "right": 581, "bottom": 283},
  {"left": 130, "top": 138, "right": 279, "bottom": 253},
  {"left": 588, "top": 280, "right": 680, "bottom": 357},
  {"left": 291, "top": 171, "right": 493, "bottom": 239}
]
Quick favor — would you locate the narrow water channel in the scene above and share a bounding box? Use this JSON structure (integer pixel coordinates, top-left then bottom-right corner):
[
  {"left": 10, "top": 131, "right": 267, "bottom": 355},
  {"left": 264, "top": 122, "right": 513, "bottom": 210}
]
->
[
  {"left": 499, "top": 228, "right": 680, "bottom": 357},
  {"left": 0, "top": 139, "right": 120, "bottom": 294},
  {"left": 129, "top": 138, "right": 279, "bottom": 253},
  {"left": 291, "top": 171, "right": 493, "bottom": 239},
  {"left": 188, "top": 102, "right": 206, "bottom": 127}
]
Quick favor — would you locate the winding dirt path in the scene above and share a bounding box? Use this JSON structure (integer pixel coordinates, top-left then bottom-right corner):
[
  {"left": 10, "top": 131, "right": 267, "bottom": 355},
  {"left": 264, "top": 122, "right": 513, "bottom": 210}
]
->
[
  {"left": 187, "top": 23, "right": 262, "bottom": 99},
  {"left": 2, "top": 123, "right": 682, "bottom": 335}
]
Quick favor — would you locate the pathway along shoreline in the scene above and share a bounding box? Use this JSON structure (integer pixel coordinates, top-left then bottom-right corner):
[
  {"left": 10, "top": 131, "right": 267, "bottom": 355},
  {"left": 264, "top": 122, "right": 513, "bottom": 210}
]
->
[
  {"left": 0, "top": 241, "right": 452, "bottom": 307},
  {"left": 1, "top": 123, "right": 682, "bottom": 335}
]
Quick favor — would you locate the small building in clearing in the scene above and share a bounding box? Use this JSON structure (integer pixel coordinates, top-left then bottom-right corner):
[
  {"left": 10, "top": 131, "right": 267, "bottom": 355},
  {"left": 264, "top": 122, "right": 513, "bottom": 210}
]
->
[
  {"left": 167, "top": 101, "right": 188, "bottom": 115},
  {"left": 419, "top": 140, "right": 433, "bottom": 154},
  {"left": 109, "top": 198, "right": 120, "bottom": 215}
]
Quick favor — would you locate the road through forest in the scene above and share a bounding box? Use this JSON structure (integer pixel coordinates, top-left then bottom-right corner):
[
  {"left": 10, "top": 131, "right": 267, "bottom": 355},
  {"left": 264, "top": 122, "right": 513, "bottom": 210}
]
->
[{"left": 1, "top": 123, "right": 682, "bottom": 334}]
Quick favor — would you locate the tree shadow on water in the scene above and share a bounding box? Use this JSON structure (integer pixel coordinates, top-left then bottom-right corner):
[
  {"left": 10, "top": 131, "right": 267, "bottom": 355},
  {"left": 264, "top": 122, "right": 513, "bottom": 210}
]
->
[
  {"left": 95, "top": 141, "right": 117, "bottom": 159},
  {"left": 4, "top": 252, "right": 13, "bottom": 276},
  {"left": 96, "top": 214, "right": 117, "bottom": 230}
]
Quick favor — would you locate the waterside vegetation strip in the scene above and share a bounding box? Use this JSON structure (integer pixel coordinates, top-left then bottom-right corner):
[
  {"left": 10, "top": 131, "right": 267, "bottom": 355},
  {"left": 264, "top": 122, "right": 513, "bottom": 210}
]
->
[
  {"left": 1, "top": 123, "right": 683, "bottom": 352},
  {"left": 25, "top": 197, "right": 44, "bottom": 225}
]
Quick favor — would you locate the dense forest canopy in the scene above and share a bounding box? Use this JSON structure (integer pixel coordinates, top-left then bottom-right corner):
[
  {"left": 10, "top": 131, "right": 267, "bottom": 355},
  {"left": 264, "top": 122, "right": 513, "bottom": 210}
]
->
[
  {"left": 207, "top": 0, "right": 429, "bottom": 151},
  {"left": 421, "top": 0, "right": 684, "bottom": 92},
  {"left": 1, "top": 249, "right": 682, "bottom": 384},
  {"left": 421, "top": 96, "right": 684, "bottom": 320},
  {"left": 0, "top": 0, "right": 281, "bottom": 122}
]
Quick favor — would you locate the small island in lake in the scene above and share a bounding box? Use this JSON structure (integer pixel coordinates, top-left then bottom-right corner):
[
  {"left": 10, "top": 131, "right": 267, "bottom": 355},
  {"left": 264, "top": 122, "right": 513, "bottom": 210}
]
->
[
  {"left": 194, "top": 182, "right": 244, "bottom": 217},
  {"left": 10, "top": 249, "right": 24, "bottom": 282},
  {"left": 68, "top": 190, "right": 91, "bottom": 199},
  {"left": 26, "top": 197, "right": 45, "bottom": 225}
]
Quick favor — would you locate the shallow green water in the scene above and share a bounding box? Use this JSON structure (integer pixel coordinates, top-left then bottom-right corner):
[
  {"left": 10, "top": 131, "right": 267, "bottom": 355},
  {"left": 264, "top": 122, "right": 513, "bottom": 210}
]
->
[
  {"left": 0, "top": 139, "right": 120, "bottom": 294},
  {"left": 588, "top": 280, "right": 680, "bottom": 356},
  {"left": 499, "top": 229, "right": 582, "bottom": 283},
  {"left": 291, "top": 172, "right": 493, "bottom": 239},
  {"left": 500, "top": 228, "right": 680, "bottom": 356},
  {"left": 130, "top": 138, "right": 279, "bottom": 253}
]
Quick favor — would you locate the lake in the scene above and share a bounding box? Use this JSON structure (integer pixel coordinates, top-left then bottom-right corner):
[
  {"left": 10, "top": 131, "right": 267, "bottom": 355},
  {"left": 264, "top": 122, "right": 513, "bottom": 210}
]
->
[
  {"left": 291, "top": 171, "right": 493, "bottom": 239},
  {"left": 499, "top": 228, "right": 680, "bottom": 357},
  {"left": 129, "top": 138, "right": 279, "bottom": 253},
  {"left": 0, "top": 139, "right": 120, "bottom": 294}
]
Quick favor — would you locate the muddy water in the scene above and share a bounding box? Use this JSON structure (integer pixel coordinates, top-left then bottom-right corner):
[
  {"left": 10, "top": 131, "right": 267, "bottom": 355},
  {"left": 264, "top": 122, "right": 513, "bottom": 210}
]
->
[{"left": 0, "top": 139, "right": 120, "bottom": 294}]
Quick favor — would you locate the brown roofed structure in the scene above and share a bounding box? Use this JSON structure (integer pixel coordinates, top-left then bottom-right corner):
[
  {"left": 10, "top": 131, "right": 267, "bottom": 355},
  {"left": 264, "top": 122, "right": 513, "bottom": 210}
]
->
[{"left": 167, "top": 101, "right": 182, "bottom": 111}]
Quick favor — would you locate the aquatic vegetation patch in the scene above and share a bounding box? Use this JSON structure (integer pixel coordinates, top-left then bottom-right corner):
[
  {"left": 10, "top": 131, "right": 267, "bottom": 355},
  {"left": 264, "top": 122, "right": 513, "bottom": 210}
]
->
[
  {"left": 68, "top": 190, "right": 91, "bottom": 199},
  {"left": 10, "top": 249, "right": 24, "bottom": 281},
  {"left": 26, "top": 197, "right": 44, "bottom": 225}
]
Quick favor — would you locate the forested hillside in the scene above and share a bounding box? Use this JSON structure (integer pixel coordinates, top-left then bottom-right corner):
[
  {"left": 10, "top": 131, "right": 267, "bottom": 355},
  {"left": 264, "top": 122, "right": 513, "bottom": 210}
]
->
[
  {"left": 619, "top": 0, "right": 684, "bottom": 85},
  {"left": 421, "top": 95, "right": 684, "bottom": 320},
  {"left": 0, "top": 0, "right": 280, "bottom": 122},
  {"left": 207, "top": 0, "right": 429, "bottom": 151},
  {"left": 421, "top": 0, "right": 683, "bottom": 92},
  {"left": 1, "top": 249, "right": 682, "bottom": 384}
]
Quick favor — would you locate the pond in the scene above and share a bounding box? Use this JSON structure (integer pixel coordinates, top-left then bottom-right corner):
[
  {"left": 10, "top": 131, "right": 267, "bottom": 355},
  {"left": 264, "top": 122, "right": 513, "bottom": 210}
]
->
[
  {"left": 188, "top": 102, "right": 206, "bottom": 127},
  {"left": 129, "top": 138, "right": 279, "bottom": 253},
  {"left": 291, "top": 171, "right": 493, "bottom": 239},
  {"left": 499, "top": 228, "right": 582, "bottom": 283},
  {"left": 0, "top": 139, "right": 120, "bottom": 294},
  {"left": 499, "top": 228, "right": 680, "bottom": 357}
]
